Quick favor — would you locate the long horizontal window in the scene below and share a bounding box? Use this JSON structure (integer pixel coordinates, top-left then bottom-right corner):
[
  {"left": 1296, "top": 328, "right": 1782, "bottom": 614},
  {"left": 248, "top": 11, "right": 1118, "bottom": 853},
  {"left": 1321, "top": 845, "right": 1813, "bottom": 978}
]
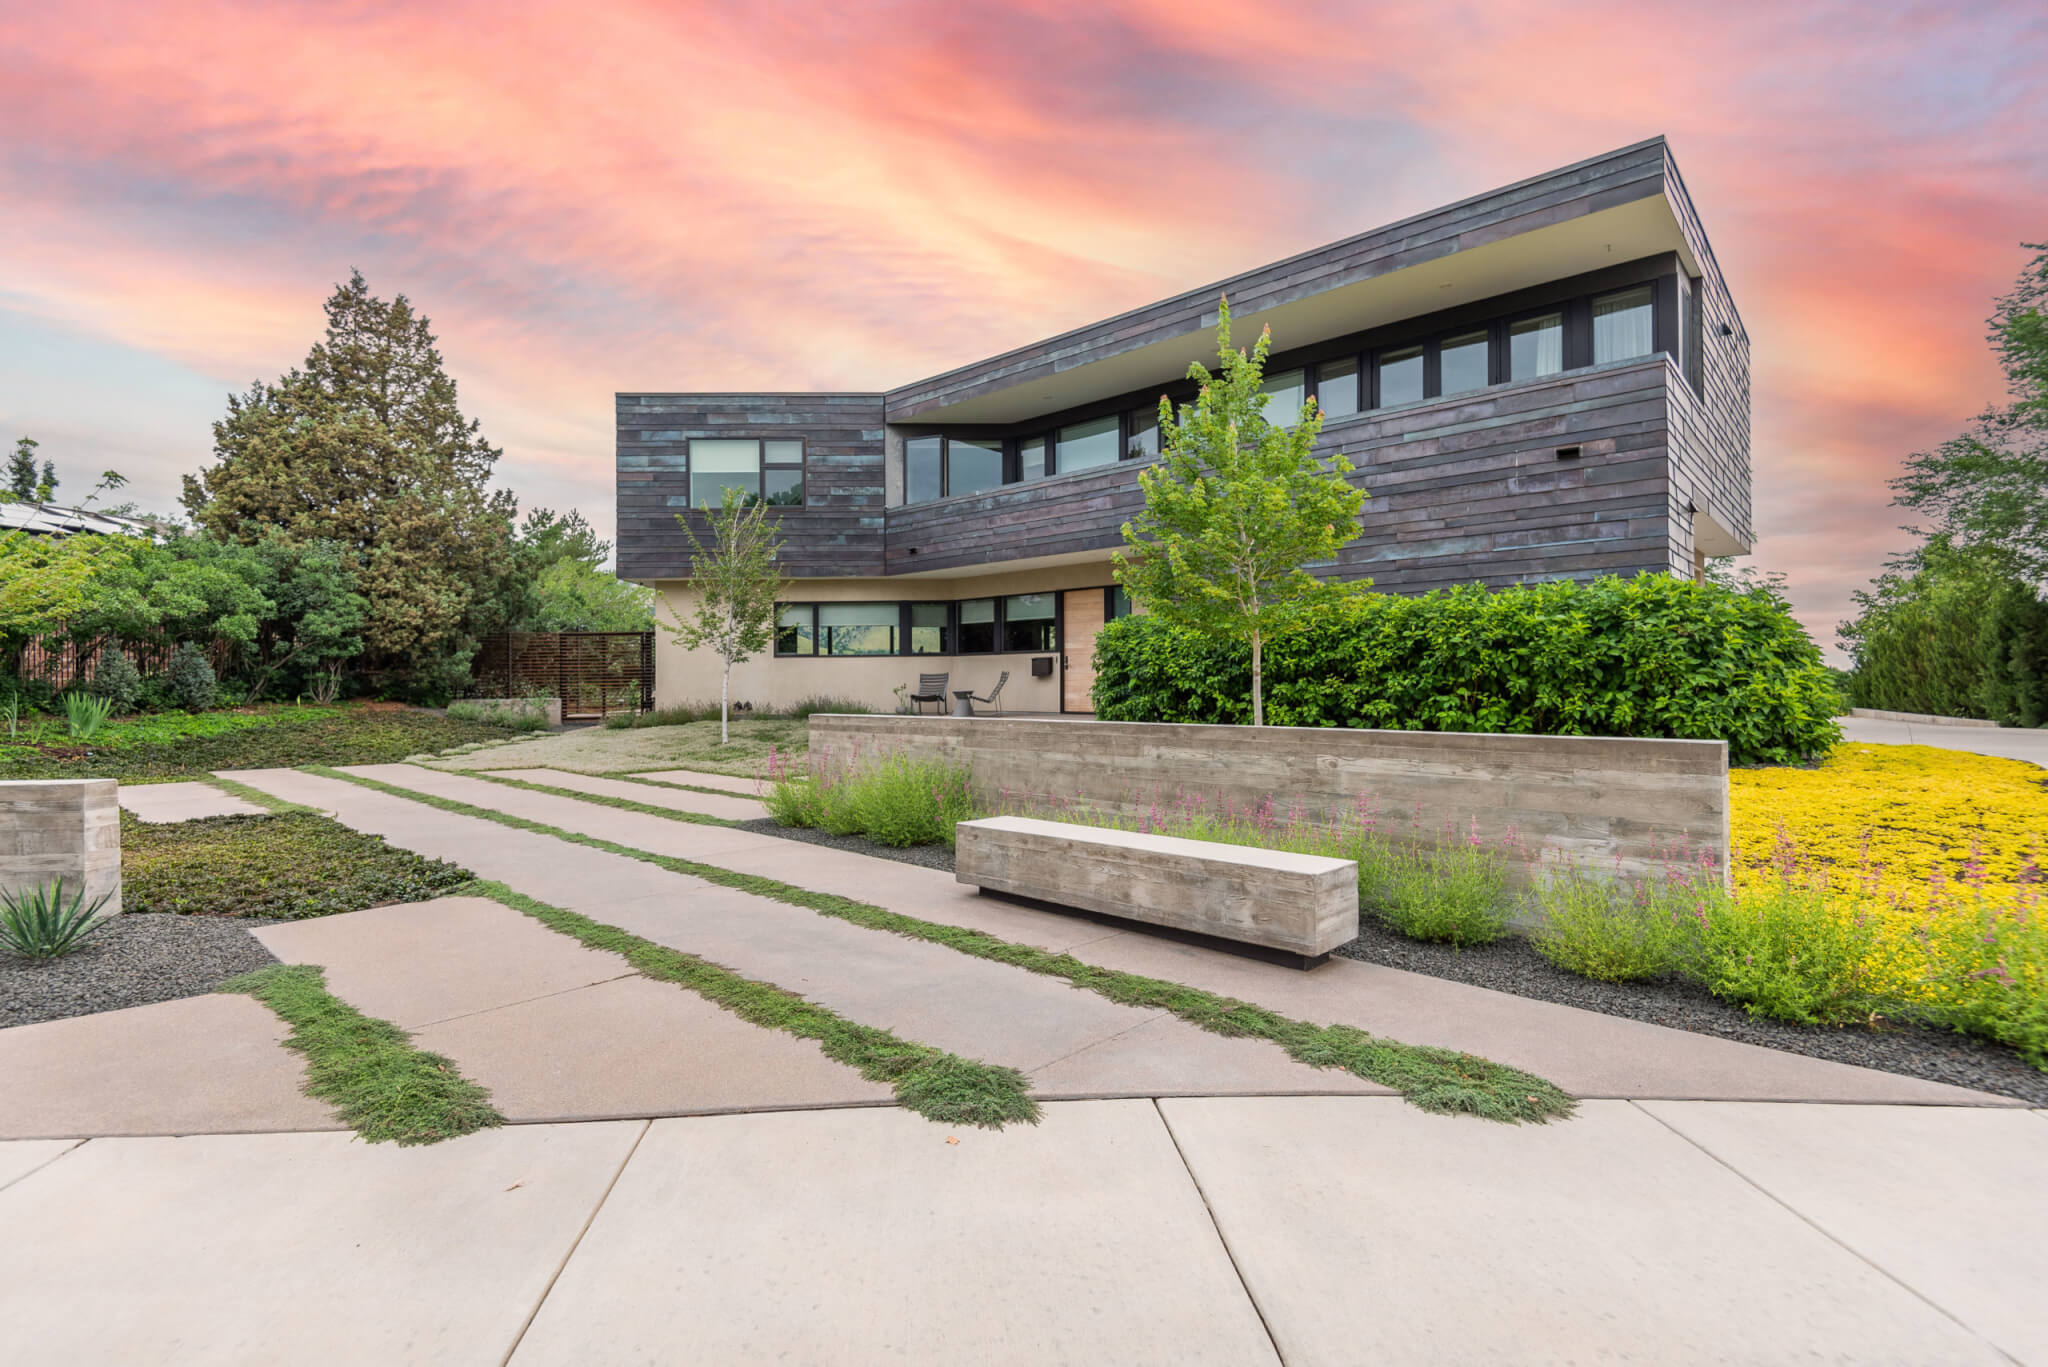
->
[
  {"left": 1055, "top": 416, "right": 1120, "bottom": 474},
  {"left": 775, "top": 596, "right": 1061, "bottom": 657},
  {"left": 689, "top": 438, "right": 804, "bottom": 509},
  {"left": 1593, "top": 286, "right": 1654, "bottom": 364}
]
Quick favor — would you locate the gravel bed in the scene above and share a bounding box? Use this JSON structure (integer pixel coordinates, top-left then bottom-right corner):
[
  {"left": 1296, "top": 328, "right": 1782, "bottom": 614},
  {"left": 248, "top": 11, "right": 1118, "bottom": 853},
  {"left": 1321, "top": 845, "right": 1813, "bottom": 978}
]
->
[
  {"left": 732, "top": 818, "right": 959, "bottom": 873},
  {"left": 736, "top": 817, "right": 2048, "bottom": 1103},
  {"left": 1335, "top": 920, "right": 2048, "bottom": 1105},
  {"left": 1, "top": 914, "right": 282, "bottom": 1030}
]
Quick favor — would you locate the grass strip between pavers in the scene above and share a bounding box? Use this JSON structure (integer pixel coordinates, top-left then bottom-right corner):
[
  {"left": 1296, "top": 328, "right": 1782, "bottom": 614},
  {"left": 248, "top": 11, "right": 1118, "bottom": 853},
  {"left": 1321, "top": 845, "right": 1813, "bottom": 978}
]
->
[
  {"left": 459, "top": 771, "right": 739, "bottom": 827},
  {"left": 456, "top": 879, "right": 1038, "bottom": 1129},
  {"left": 220, "top": 964, "right": 505, "bottom": 1145},
  {"left": 608, "top": 770, "right": 762, "bottom": 800},
  {"left": 205, "top": 774, "right": 316, "bottom": 815},
  {"left": 308, "top": 765, "right": 1577, "bottom": 1124}
]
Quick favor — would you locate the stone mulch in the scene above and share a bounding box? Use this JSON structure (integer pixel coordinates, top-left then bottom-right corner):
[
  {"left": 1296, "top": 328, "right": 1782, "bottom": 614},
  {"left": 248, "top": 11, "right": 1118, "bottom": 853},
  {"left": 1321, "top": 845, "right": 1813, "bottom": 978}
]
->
[{"left": 1, "top": 915, "right": 280, "bottom": 1030}]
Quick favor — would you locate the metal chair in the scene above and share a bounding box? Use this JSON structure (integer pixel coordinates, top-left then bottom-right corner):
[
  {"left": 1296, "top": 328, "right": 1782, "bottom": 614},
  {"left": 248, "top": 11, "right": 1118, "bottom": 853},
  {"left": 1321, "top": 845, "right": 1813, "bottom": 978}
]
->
[
  {"left": 908, "top": 672, "right": 950, "bottom": 714},
  {"left": 970, "top": 671, "right": 1009, "bottom": 715}
]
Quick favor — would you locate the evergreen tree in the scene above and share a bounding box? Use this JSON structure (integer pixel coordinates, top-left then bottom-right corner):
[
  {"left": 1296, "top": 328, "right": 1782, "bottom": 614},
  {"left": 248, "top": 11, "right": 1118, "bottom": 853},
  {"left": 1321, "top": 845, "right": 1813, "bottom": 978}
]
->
[
  {"left": 182, "top": 271, "right": 516, "bottom": 692},
  {"left": 1114, "top": 299, "right": 1366, "bottom": 725},
  {"left": 6, "top": 437, "right": 40, "bottom": 502}
]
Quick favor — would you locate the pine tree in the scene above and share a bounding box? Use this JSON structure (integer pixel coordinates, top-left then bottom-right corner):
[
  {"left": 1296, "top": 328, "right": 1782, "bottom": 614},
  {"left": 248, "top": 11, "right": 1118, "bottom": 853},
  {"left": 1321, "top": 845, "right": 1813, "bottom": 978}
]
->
[
  {"left": 6, "top": 437, "right": 39, "bottom": 502},
  {"left": 183, "top": 271, "right": 516, "bottom": 690},
  {"left": 1115, "top": 298, "right": 1367, "bottom": 726}
]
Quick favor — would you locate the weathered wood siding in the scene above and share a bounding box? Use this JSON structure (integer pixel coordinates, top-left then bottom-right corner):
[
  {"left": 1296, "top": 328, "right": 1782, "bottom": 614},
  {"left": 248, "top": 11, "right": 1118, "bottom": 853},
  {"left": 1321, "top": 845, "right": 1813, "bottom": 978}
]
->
[
  {"left": 616, "top": 393, "right": 885, "bottom": 580},
  {"left": 811, "top": 715, "right": 1731, "bottom": 890}
]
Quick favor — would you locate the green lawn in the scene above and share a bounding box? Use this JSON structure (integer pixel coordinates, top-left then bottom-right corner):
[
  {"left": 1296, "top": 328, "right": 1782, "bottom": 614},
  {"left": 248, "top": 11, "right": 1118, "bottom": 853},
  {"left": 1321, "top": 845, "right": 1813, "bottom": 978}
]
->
[
  {"left": 122, "top": 810, "right": 473, "bottom": 918},
  {"left": 428, "top": 714, "right": 806, "bottom": 779},
  {"left": 0, "top": 704, "right": 521, "bottom": 781}
]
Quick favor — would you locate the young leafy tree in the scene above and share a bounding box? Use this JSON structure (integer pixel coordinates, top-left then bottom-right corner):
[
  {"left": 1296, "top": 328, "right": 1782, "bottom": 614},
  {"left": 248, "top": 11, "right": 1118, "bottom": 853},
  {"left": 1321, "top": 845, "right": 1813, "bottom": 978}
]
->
[
  {"left": 182, "top": 270, "right": 517, "bottom": 693},
  {"left": 1114, "top": 299, "right": 1366, "bottom": 725},
  {"left": 662, "top": 488, "right": 784, "bottom": 744},
  {"left": 1889, "top": 243, "right": 2048, "bottom": 582}
]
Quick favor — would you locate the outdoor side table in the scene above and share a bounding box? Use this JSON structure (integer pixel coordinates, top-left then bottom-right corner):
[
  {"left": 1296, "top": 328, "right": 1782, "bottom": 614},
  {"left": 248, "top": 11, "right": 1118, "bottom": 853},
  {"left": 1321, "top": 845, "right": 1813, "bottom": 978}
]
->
[{"left": 951, "top": 691, "right": 976, "bottom": 717}]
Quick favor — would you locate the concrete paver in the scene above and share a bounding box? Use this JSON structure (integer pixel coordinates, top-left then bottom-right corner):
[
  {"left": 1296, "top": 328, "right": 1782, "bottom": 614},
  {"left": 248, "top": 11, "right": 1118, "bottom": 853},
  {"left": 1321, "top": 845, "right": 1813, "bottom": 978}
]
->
[
  {"left": 414, "top": 975, "right": 894, "bottom": 1121},
  {"left": 628, "top": 766, "right": 766, "bottom": 796},
  {"left": 1159, "top": 1096, "right": 2009, "bottom": 1365},
  {"left": 233, "top": 767, "right": 1365, "bottom": 1100},
  {"left": 1839, "top": 717, "right": 2048, "bottom": 765},
  {"left": 510, "top": 1101, "right": 1280, "bottom": 1366},
  {"left": 333, "top": 763, "right": 2009, "bottom": 1106},
  {"left": 0, "top": 1138, "right": 81, "bottom": 1191},
  {"left": 117, "top": 779, "right": 266, "bottom": 822},
  {"left": 0, "top": 1121, "right": 645, "bottom": 1366},
  {"left": 0, "top": 993, "right": 337, "bottom": 1139},
  {"left": 1640, "top": 1100, "right": 2048, "bottom": 1364},
  {"left": 486, "top": 766, "right": 768, "bottom": 820},
  {"left": 253, "top": 895, "right": 634, "bottom": 1029}
]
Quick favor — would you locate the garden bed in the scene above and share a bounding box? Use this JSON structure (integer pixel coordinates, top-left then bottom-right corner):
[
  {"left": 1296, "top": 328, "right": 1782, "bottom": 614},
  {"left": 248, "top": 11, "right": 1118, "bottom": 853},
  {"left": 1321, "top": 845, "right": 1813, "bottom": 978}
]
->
[
  {"left": 1, "top": 914, "right": 282, "bottom": 1029},
  {"left": 122, "top": 812, "right": 473, "bottom": 918}
]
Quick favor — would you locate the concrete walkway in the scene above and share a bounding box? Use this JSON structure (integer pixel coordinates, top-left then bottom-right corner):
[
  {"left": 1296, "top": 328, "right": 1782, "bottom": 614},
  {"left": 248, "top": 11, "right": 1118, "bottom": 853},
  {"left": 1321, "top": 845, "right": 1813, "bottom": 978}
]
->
[
  {"left": 1839, "top": 715, "right": 2048, "bottom": 765},
  {"left": 251, "top": 762, "right": 2005, "bottom": 1106},
  {"left": 3, "top": 1098, "right": 2042, "bottom": 1364},
  {"left": 117, "top": 779, "right": 267, "bottom": 822},
  {"left": 481, "top": 766, "right": 768, "bottom": 821}
]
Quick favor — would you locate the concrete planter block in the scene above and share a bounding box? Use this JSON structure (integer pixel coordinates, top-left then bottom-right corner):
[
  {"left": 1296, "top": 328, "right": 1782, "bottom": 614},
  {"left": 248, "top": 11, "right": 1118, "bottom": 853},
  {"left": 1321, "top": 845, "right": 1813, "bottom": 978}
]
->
[
  {"left": 956, "top": 815, "right": 1357, "bottom": 960},
  {"left": 0, "top": 779, "right": 122, "bottom": 914}
]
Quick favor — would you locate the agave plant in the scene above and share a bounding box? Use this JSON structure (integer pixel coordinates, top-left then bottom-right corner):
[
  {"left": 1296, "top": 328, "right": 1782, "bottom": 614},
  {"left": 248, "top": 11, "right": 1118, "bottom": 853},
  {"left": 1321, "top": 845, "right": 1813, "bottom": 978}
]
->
[
  {"left": 0, "top": 879, "right": 116, "bottom": 959},
  {"left": 62, "top": 690, "right": 113, "bottom": 741}
]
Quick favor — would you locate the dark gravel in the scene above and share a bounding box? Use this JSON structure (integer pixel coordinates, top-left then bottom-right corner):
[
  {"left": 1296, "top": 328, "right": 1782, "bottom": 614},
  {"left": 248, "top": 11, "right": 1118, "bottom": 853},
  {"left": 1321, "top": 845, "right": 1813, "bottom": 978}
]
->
[
  {"left": 1, "top": 914, "right": 281, "bottom": 1030},
  {"left": 742, "top": 817, "right": 2048, "bottom": 1103},
  {"left": 1335, "top": 919, "right": 2048, "bottom": 1105},
  {"left": 732, "top": 818, "right": 959, "bottom": 873}
]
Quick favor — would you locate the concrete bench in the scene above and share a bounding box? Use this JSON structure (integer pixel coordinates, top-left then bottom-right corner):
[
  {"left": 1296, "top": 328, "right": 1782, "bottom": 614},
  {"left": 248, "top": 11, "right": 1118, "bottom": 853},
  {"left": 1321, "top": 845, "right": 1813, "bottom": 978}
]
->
[
  {"left": 0, "top": 779, "right": 122, "bottom": 914},
  {"left": 954, "top": 816, "right": 1357, "bottom": 965}
]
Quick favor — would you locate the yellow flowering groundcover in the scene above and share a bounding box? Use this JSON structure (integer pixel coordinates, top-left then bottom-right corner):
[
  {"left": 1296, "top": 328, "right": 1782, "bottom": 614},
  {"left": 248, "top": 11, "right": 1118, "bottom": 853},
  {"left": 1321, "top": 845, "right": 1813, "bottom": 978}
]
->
[{"left": 1729, "top": 744, "right": 2046, "bottom": 1000}]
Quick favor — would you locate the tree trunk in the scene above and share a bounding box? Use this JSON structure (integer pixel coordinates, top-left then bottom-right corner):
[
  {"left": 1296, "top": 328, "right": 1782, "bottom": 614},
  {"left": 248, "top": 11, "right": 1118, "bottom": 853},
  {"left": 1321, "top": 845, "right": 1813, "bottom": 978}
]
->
[
  {"left": 720, "top": 654, "right": 731, "bottom": 745},
  {"left": 1251, "top": 630, "right": 1264, "bottom": 727}
]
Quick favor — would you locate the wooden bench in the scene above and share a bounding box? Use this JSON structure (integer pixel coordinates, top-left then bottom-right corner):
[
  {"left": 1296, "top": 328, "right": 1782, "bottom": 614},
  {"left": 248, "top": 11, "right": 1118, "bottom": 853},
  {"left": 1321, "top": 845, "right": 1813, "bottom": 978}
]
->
[{"left": 954, "top": 816, "right": 1357, "bottom": 966}]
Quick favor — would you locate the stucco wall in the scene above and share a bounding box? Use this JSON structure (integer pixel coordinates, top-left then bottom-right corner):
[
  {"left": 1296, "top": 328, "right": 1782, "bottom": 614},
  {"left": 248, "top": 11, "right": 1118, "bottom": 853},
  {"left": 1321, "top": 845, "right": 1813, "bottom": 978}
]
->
[{"left": 809, "top": 715, "right": 1729, "bottom": 887}]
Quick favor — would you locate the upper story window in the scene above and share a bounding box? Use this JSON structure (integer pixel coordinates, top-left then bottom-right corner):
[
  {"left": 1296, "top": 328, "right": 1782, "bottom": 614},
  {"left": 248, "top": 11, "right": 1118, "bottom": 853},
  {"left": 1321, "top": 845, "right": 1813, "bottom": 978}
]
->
[
  {"left": 1593, "top": 286, "right": 1654, "bottom": 364},
  {"left": 1378, "top": 345, "right": 1424, "bottom": 406},
  {"left": 1056, "top": 416, "right": 1120, "bottom": 473},
  {"left": 1439, "top": 331, "right": 1489, "bottom": 396},
  {"left": 1017, "top": 436, "right": 1048, "bottom": 482},
  {"left": 1259, "top": 368, "right": 1305, "bottom": 427},
  {"left": 1125, "top": 408, "right": 1160, "bottom": 459},
  {"left": 1315, "top": 358, "right": 1359, "bottom": 418},
  {"left": 689, "top": 438, "right": 804, "bottom": 508},
  {"left": 1510, "top": 313, "right": 1564, "bottom": 380},
  {"left": 907, "top": 435, "right": 1003, "bottom": 502}
]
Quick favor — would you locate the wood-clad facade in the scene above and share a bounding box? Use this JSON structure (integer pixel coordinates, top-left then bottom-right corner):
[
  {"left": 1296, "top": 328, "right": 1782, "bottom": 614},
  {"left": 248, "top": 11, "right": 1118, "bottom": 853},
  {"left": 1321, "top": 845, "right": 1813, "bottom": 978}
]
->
[{"left": 618, "top": 137, "right": 1752, "bottom": 711}]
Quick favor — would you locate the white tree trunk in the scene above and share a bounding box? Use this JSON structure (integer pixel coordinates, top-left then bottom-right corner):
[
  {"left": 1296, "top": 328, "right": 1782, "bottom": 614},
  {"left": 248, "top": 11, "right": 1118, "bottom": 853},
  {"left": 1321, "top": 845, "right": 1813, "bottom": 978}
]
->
[
  {"left": 1251, "top": 631, "right": 1264, "bottom": 727},
  {"left": 720, "top": 653, "right": 731, "bottom": 745}
]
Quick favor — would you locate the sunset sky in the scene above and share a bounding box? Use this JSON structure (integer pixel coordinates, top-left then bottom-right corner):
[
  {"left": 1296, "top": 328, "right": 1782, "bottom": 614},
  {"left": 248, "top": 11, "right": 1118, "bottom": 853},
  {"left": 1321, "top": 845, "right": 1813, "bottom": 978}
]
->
[{"left": 2, "top": 1, "right": 2042, "bottom": 655}]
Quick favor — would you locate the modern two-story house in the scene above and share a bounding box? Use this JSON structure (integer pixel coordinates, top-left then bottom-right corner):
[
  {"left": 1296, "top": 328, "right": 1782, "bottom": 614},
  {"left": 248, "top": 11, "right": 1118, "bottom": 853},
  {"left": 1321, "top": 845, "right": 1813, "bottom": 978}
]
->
[{"left": 618, "top": 137, "right": 1751, "bottom": 716}]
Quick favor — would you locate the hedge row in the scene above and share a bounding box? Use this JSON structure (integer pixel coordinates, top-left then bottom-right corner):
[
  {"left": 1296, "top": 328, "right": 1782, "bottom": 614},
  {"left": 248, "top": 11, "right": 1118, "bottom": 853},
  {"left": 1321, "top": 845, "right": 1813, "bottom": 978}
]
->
[{"left": 1091, "top": 575, "right": 1842, "bottom": 766}]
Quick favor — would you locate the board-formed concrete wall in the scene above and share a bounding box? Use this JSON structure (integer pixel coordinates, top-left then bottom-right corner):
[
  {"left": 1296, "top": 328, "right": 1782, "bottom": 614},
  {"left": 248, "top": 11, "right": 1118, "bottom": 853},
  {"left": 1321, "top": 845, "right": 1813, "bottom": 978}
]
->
[
  {"left": 0, "top": 779, "right": 122, "bottom": 913},
  {"left": 809, "top": 716, "right": 1729, "bottom": 885}
]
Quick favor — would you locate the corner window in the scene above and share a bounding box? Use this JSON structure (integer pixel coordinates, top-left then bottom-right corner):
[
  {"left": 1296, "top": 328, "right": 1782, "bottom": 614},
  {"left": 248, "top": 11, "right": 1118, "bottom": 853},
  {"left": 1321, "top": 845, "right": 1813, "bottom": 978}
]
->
[
  {"left": 905, "top": 436, "right": 943, "bottom": 504},
  {"left": 958, "top": 598, "right": 996, "bottom": 653},
  {"left": 690, "top": 438, "right": 803, "bottom": 508},
  {"left": 908, "top": 602, "right": 950, "bottom": 654},
  {"left": 1056, "top": 416, "right": 1120, "bottom": 474},
  {"left": 1259, "top": 369, "right": 1305, "bottom": 427},
  {"left": 1593, "top": 286, "right": 1654, "bottom": 363},
  {"left": 1377, "top": 346, "right": 1423, "bottom": 406},
  {"left": 1017, "top": 436, "right": 1048, "bottom": 481},
  {"left": 1125, "top": 409, "right": 1159, "bottom": 459},
  {"left": 817, "top": 603, "right": 897, "bottom": 656},
  {"left": 1440, "top": 331, "right": 1489, "bottom": 396},
  {"left": 775, "top": 604, "right": 815, "bottom": 656},
  {"left": 1509, "top": 313, "right": 1563, "bottom": 380},
  {"left": 1001, "top": 593, "right": 1057, "bottom": 652},
  {"left": 1315, "top": 358, "right": 1359, "bottom": 418},
  {"left": 947, "top": 438, "right": 1003, "bottom": 497}
]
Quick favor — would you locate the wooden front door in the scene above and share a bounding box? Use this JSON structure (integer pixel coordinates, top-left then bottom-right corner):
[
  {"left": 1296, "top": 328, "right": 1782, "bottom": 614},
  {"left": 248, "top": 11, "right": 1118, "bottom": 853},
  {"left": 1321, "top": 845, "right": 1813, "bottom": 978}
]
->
[{"left": 1061, "top": 589, "right": 1107, "bottom": 713}]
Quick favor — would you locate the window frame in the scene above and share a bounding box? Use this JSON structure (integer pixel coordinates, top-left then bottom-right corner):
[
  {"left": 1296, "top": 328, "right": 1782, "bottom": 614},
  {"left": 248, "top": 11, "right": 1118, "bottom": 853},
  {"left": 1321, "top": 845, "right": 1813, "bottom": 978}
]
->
[{"left": 688, "top": 437, "right": 806, "bottom": 510}]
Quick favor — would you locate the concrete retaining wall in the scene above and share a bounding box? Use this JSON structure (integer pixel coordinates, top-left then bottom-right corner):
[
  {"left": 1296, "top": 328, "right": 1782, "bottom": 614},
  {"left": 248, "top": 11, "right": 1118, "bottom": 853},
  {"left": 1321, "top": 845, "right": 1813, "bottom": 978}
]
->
[
  {"left": 809, "top": 716, "right": 1729, "bottom": 884},
  {"left": 0, "top": 779, "right": 122, "bottom": 913}
]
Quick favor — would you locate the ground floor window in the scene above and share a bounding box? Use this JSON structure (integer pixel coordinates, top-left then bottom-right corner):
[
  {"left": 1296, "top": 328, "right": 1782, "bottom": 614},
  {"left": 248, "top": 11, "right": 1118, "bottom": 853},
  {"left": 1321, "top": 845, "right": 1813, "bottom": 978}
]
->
[
  {"left": 1001, "top": 593, "right": 1056, "bottom": 652},
  {"left": 774, "top": 594, "right": 1069, "bottom": 657}
]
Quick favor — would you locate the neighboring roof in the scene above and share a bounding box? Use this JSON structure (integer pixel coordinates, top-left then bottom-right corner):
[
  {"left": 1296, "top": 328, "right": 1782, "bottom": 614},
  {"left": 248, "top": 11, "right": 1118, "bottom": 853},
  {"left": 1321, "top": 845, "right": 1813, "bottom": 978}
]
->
[{"left": 0, "top": 501, "right": 164, "bottom": 539}]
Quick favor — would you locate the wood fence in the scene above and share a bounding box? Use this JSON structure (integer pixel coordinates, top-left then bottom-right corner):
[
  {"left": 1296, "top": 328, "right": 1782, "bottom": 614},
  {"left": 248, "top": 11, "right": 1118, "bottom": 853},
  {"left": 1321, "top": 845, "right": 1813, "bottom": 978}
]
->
[
  {"left": 7, "top": 632, "right": 234, "bottom": 691},
  {"left": 467, "top": 632, "right": 655, "bottom": 722}
]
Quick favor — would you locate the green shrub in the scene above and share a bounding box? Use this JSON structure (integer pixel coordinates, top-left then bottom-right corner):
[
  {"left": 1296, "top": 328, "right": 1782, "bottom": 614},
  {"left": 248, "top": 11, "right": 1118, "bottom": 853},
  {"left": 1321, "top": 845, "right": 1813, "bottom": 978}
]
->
[
  {"left": 607, "top": 700, "right": 724, "bottom": 729},
  {"left": 1918, "top": 893, "right": 2048, "bottom": 1066},
  {"left": 1528, "top": 858, "right": 1708, "bottom": 982},
  {"left": 0, "top": 879, "right": 116, "bottom": 958},
  {"left": 1092, "top": 574, "right": 1842, "bottom": 765},
  {"left": 447, "top": 698, "right": 548, "bottom": 731},
  {"left": 1694, "top": 875, "right": 1878, "bottom": 1025},
  {"left": 785, "top": 695, "right": 875, "bottom": 719},
  {"left": 764, "top": 750, "right": 977, "bottom": 847},
  {"left": 88, "top": 648, "right": 142, "bottom": 714},
  {"left": 63, "top": 691, "right": 113, "bottom": 740},
  {"left": 167, "top": 643, "right": 219, "bottom": 712},
  {"left": 1371, "top": 829, "right": 1513, "bottom": 946}
]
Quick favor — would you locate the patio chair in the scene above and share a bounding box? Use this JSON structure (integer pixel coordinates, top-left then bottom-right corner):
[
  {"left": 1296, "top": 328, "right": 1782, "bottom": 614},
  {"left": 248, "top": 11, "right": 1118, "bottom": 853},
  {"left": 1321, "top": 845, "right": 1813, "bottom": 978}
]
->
[
  {"left": 970, "top": 671, "right": 1009, "bottom": 715},
  {"left": 908, "top": 672, "right": 950, "bottom": 715}
]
